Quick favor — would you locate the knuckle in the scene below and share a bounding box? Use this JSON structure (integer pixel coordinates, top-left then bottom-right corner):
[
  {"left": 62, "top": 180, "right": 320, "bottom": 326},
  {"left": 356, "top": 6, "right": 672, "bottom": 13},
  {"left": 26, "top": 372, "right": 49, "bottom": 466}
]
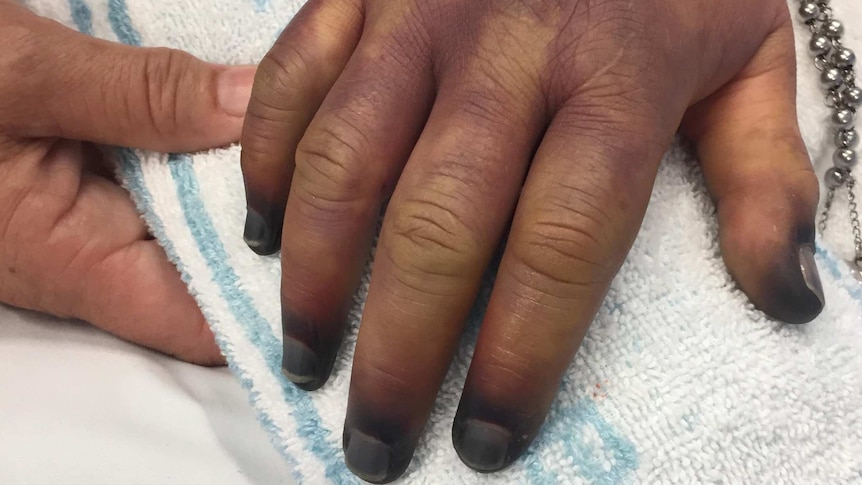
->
[
  {"left": 294, "top": 122, "right": 367, "bottom": 204},
  {"left": 511, "top": 196, "right": 616, "bottom": 293},
  {"left": 245, "top": 67, "right": 308, "bottom": 127},
  {"left": 255, "top": 48, "right": 310, "bottom": 104},
  {"left": 514, "top": 221, "right": 607, "bottom": 288},
  {"left": 141, "top": 47, "right": 196, "bottom": 134},
  {"left": 240, "top": 117, "right": 294, "bottom": 163},
  {"left": 385, "top": 193, "right": 480, "bottom": 281},
  {"left": 456, "top": 86, "right": 517, "bottom": 129}
]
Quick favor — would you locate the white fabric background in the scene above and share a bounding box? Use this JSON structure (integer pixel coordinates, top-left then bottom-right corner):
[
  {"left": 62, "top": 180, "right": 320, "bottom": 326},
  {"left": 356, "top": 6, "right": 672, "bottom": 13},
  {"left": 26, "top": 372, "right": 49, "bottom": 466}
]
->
[
  {"left": 0, "top": 305, "right": 295, "bottom": 485},
  {"left": 1, "top": 0, "right": 861, "bottom": 483}
]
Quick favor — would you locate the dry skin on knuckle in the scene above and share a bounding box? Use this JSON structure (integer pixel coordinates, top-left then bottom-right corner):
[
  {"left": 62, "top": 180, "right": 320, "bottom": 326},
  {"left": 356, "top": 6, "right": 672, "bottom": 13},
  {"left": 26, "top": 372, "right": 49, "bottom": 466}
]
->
[
  {"left": 240, "top": 114, "right": 300, "bottom": 167},
  {"left": 510, "top": 209, "right": 612, "bottom": 295},
  {"left": 256, "top": 44, "right": 317, "bottom": 101},
  {"left": 508, "top": 146, "right": 640, "bottom": 302},
  {"left": 385, "top": 191, "right": 480, "bottom": 281},
  {"left": 294, "top": 122, "right": 369, "bottom": 203},
  {"left": 241, "top": 65, "right": 309, "bottom": 175}
]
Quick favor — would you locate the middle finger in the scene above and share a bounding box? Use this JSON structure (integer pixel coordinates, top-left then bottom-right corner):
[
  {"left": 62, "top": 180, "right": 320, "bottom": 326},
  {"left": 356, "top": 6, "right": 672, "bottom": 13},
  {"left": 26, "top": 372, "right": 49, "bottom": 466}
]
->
[{"left": 343, "top": 63, "right": 546, "bottom": 482}]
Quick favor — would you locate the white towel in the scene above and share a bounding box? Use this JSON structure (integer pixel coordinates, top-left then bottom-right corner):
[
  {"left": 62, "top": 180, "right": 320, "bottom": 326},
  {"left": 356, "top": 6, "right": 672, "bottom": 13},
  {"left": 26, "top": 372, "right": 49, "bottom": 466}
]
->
[{"left": 22, "top": 0, "right": 862, "bottom": 483}]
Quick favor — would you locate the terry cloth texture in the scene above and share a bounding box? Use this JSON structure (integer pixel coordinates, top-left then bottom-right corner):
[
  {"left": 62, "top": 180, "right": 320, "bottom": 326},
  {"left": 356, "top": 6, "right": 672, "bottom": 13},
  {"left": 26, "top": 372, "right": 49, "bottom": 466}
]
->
[{"left": 22, "top": 0, "right": 862, "bottom": 483}]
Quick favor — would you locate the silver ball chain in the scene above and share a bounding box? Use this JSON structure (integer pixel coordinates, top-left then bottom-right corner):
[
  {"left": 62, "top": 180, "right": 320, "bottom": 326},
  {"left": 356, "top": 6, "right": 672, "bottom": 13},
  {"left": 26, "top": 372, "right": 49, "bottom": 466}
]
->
[{"left": 797, "top": 0, "right": 862, "bottom": 274}]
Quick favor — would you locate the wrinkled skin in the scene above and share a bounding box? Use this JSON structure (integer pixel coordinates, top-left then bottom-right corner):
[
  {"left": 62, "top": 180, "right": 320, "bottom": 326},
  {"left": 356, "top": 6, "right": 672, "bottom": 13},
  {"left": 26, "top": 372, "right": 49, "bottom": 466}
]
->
[
  {"left": 0, "top": 1, "right": 254, "bottom": 365},
  {"left": 241, "top": 0, "right": 824, "bottom": 481}
]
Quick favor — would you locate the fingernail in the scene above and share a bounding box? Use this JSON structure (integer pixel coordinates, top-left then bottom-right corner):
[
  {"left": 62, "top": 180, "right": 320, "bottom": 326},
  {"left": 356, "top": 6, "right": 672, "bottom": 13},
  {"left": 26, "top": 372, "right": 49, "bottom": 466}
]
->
[
  {"left": 453, "top": 418, "right": 512, "bottom": 472},
  {"left": 770, "top": 242, "right": 825, "bottom": 325},
  {"left": 798, "top": 245, "right": 825, "bottom": 308},
  {"left": 282, "top": 337, "right": 318, "bottom": 386},
  {"left": 282, "top": 309, "right": 342, "bottom": 390},
  {"left": 759, "top": 239, "right": 826, "bottom": 325},
  {"left": 217, "top": 66, "right": 255, "bottom": 117},
  {"left": 243, "top": 207, "right": 280, "bottom": 255},
  {"left": 344, "top": 429, "right": 393, "bottom": 484}
]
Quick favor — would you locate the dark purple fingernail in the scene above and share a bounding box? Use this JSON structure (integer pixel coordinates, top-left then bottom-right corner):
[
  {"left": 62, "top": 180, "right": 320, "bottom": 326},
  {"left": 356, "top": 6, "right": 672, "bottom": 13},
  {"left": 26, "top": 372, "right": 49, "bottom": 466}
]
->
[
  {"left": 343, "top": 407, "right": 416, "bottom": 483},
  {"left": 243, "top": 206, "right": 280, "bottom": 255},
  {"left": 281, "top": 309, "right": 340, "bottom": 391},
  {"left": 453, "top": 418, "right": 512, "bottom": 472},
  {"left": 281, "top": 337, "right": 318, "bottom": 386},
  {"left": 798, "top": 245, "right": 824, "bottom": 309},
  {"left": 344, "top": 429, "right": 394, "bottom": 483},
  {"left": 453, "top": 391, "right": 540, "bottom": 473},
  {"left": 755, "top": 221, "right": 825, "bottom": 325}
]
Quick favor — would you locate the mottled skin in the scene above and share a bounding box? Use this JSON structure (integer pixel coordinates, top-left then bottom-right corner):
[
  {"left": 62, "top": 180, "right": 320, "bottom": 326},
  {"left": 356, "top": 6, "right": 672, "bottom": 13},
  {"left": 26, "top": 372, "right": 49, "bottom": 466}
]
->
[{"left": 242, "top": 0, "right": 823, "bottom": 481}]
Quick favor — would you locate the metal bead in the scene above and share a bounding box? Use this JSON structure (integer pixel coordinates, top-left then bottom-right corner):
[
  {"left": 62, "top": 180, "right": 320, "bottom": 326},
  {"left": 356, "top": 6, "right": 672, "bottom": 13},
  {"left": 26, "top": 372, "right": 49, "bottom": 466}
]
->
[
  {"left": 834, "top": 149, "right": 858, "bottom": 170},
  {"left": 846, "top": 86, "right": 862, "bottom": 108},
  {"left": 836, "top": 129, "right": 860, "bottom": 149},
  {"left": 810, "top": 35, "right": 831, "bottom": 55},
  {"left": 825, "top": 167, "right": 847, "bottom": 188},
  {"left": 822, "top": 19, "right": 845, "bottom": 38},
  {"left": 799, "top": 2, "right": 820, "bottom": 20},
  {"left": 821, "top": 67, "right": 844, "bottom": 88},
  {"left": 833, "top": 108, "right": 856, "bottom": 128},
  {"left": 834, "top": 47, "right": 856, "bottom": 67}
]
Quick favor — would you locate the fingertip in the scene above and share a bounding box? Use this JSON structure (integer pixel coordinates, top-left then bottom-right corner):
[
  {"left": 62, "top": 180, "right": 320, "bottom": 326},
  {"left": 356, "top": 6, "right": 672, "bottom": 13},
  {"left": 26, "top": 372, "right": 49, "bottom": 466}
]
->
[
  {"left": 720, "top": 208, "right": 824, "bottom": 325},
  {"left": 452, "top": 386, "right": 540, "bottom": 474},
  {"left": 243, "top": 206, "right": 282, "bottom": 256},
  {"left": 343, "top": 428, "right": 402, "bottom": 484},
  {"left": 749, "top": 250, "right": 824, "bottom": 325},
  {"left": 452, "top": 418, "right": 514, "bottom": 473},
  {"left": 342, "top": 415, "right": 415, "bottom": 483},
  {"left": 794, "top": 244, "right": 825, "bottom": 322},
  {"left": 176, "top": 321, "right": 227, "bottom": 367},
  {"left": 280, "top": 308, "right": 341, "bottom": 390},
  {"left": 281, "top": 336, "right": 326, "bottom": 391},
  {"left": 216, "top": 65, "right": 256, "bottom": 118}
]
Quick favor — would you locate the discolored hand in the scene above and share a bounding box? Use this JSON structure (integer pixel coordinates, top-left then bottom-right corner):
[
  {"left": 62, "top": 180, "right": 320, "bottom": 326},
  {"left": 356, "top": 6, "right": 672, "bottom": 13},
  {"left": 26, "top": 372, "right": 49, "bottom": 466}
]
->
[{"left": 241, "top": 0, "right": 823, "bottom": 481}]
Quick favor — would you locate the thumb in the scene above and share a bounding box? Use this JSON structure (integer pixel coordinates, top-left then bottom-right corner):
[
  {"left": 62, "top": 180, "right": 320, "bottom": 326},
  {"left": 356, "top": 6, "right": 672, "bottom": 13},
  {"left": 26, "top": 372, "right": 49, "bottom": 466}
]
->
[
  {"left": 2, "top": 11, "right": 254, "bottom": 152},
  {"left": 683, "top": 19, "right": 824, "bottom": 324}
]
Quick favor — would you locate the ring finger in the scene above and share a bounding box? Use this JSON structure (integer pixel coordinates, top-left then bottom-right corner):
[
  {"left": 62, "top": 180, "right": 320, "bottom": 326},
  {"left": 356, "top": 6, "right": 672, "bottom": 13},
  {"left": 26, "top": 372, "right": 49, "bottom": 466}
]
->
[{"left": 453, "top": 98, "right": 677, "bottom": 472}]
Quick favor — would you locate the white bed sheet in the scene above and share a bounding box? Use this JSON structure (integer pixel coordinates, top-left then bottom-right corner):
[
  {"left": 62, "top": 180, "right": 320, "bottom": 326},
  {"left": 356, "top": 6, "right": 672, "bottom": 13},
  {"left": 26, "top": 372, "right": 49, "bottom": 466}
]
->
[{"left": 0, "top": 304, "right": 295, "bottom": 485}]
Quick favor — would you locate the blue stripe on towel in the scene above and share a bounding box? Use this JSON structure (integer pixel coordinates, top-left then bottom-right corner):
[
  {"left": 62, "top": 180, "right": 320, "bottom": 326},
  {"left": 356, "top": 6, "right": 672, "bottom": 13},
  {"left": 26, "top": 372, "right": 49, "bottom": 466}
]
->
[
  {"left": 107, "top": 0, "right": 142, "bottom": 45},
  {"left": 116, "top": 149, "right": 303, "bottom": 484},
  {"left": 526, "top": 398, "right": 638, "bottom": 484},
  {"left": 819, "top": 250, "right": 862, "bottom": 303},
  {"left": 104, "top": 2, "right": 352, "bottom": 482},
  {"left": 253, "top": 0, "right": 271, "bottom": 13},
  {"left": 167, "top": 155, "right": 356, "bottom": 484},
  {"left": 68, "top": 0, "right": 94, "bottom": 35}
]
